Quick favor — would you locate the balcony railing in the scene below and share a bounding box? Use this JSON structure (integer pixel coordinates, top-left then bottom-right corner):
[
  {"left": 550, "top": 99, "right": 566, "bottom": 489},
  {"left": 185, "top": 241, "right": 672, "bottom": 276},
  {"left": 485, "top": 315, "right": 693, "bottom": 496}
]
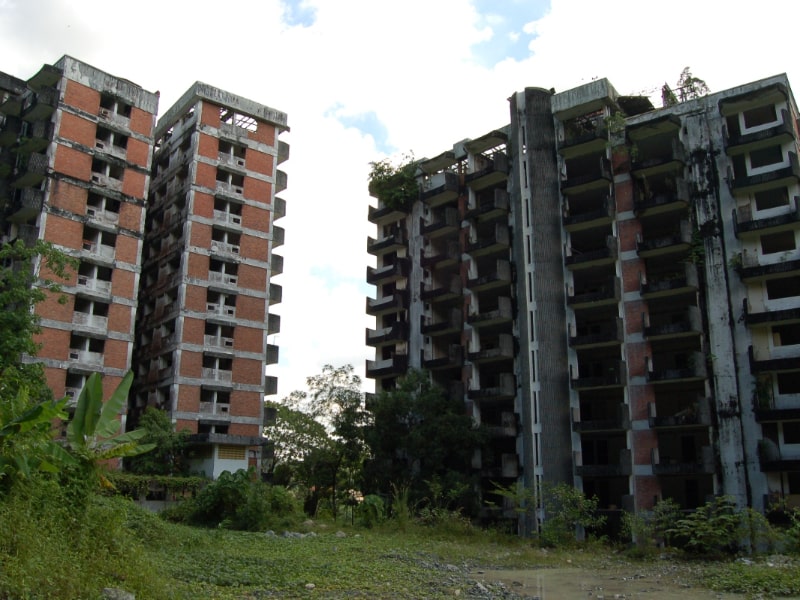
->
[
  {"left": 421, "top": 274, "right": 462, "bottom": 303},
  {"left": 213, "top": 209, "right": 243, "bottom": 228},
  {"left": 72, "top": 312, "right": 108, "bottom": 331},
  {"left": 467, "top": 373, "right": 516, "bottom": 402},
  {"left": 636, "top": 220, "right": 693, "bottom": 257},
  {"left": 644, "top": 306, "right": 702, "bottom": 340},
  {"left": 640, "top": 263, "right": 698, "bottom": 298},
  {"left": 735, "top": 252, "right": 800, "bottom": 281},
  {"left": 646, "top": 351, "right": 708, "bottom": 383},
  {"left": 68, "top": 349, "right": 103, "bottom": 367},
  {"left": 465, "top": 224, "right": 510, "bottom": 257},
  {"left": 725, "top": 109, "right": 795, "bottom": 155},
  {"left": 421, "top": 171, "right": 459, "bottom": 207},
  {"left": 421, "top": 308, "right": 461, "bottom": 336},
  {"left": 566, "top": 277, "right": 620, "bottom": 308},
  {"left": 201, "top": 367, "right": 233, "bottom": 383},
  {"left": 366, "top": 353, "right": 409, "bottom": 378},
  {"left": 633, "top": 178, "right": 690, "bottom": 215},
  {"left": 467, "top": 297, "right": 513, "bottom": 328},
  {"left": 465, "top": 153, "right": 508, "bottom": 191},
  {"left": 733, "top": 196, "right": 800, "bottom": 238},
  {"left": 570, "top": 360, "right": 627, "bottom": 390},
  {"left": 366, "top": 321, "right": 409, "bottom": 347},
  {"left": 648, "top": 397, "right": 712, "bottom": 428},
  {"left": 208, "top": 271, "right": 238, "bottom": 287},
  {"left": 630, "top": 138, "right": 686, "bottom": 177},
  {"left": 651, "top": 446, "right": 714, "bottom": 475},
  {"left": 561, "top": 157, "right": 612, "bottom": 195},
  {"left": 565, "top": 237, "right": 617, "bottom": 270},
  {"left": 730, "top": 151, "right": 800, "bottom": 195},
  {"left": 749, "top": 344, "right": 800, "bottom": 373},
  {"left": 422, "top": 344, "right": 463, "bottom": 370},
  {"left": 13, "top": 152, "right": 48, "bottom": 188},
  {"left": 76, "top": 275, "right": 112, "bottom": 296},
  {"left": 86, "top": 206, "right": 119, "bottom": 226},
  {"left": 468, "top": 333, "right": 515, "bottom": 363},
  {"left": 367, "top": 225, "right": 406, "bottom": 256},
  {"left": 569, "top": 317, "right": 623, "bottom": 348},
  {"left": 563, "top": 195, "right": 615, "bottom": 231},
  {"left": 571, "top": 404, "right": 629, "bottom": 432},
  {"left": 466, "top": 188, "right": 509, "bottom": 221},
  {"left": 575, "top": 449, "right": 632, "bottom": 477},
  {"left": 467, "top": 259, "right": 512, "bottom": 292},
  {"left": 422, "top": 206, "right": 459, "bottom": 238},
  {"left": 204, "top": 334, "right": 235, "bottom": 350},
  {"left": 366, "top": 258, "right": 409, "bottom": 285},
  {"left": 743, "top": 297, "right": 800, "bottom": 327}
]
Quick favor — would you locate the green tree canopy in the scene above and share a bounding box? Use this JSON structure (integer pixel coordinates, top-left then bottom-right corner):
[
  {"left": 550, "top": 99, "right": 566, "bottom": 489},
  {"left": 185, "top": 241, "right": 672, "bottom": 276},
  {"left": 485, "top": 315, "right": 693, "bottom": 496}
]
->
[{"left": 364, "top": 369, "right": 485, "bottom": 514}]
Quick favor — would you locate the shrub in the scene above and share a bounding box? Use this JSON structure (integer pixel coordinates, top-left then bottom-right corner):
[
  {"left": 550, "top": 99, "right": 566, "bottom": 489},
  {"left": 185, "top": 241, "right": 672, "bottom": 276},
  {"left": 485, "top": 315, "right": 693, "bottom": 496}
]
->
[
  {"left": 539, "top": 483, "right": 606, "bottom": 547},
  {"left": 668, "top": 496, "right": 741, "bottom": 556},
  {"left": 358, "top": 494, "right": 385, "bottom": 528}
]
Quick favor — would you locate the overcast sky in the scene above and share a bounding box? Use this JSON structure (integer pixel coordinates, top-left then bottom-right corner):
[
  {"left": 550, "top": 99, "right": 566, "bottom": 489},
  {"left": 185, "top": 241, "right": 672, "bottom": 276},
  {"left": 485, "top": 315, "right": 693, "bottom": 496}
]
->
[{"left": 2, "top": 0, "right": 799, "bottom": 397}]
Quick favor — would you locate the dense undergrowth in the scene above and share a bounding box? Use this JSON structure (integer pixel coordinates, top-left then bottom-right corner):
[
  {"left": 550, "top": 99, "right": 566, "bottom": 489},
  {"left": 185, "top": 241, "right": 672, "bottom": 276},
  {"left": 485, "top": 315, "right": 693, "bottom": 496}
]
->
[{"left": 4, "top": 477, "right": 800, "bottom": 599}]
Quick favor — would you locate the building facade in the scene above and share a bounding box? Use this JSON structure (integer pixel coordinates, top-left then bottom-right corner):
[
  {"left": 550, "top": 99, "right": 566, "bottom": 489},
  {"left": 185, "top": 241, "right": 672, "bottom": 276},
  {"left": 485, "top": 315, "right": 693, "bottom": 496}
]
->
[
  {"left": 0, "top": 58, "right": 287, "bottom": 478},
  {"left": 366, "top": 74, "right": 800, "bottom": 530},
  {"left": 0, "top": 56, "right": 158, "bottom": 412},
  {"left": 130, "top": 83, "right": 287, "bottom": 478}
]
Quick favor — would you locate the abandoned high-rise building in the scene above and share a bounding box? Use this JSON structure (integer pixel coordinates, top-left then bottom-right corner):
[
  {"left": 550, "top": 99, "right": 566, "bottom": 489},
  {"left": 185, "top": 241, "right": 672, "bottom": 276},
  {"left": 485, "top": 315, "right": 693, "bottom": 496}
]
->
[
  {"left": 130, "top": 84, "right": 287, "bottom": 477},
  {"left": 0, "top": 57, "right": 288, "bottom": 478},
  {"left": 366, "top": 74, "right": 800, "bottom": 531},
  {"left": 0, "top": 56, "right": 158, "bottom": 411}
]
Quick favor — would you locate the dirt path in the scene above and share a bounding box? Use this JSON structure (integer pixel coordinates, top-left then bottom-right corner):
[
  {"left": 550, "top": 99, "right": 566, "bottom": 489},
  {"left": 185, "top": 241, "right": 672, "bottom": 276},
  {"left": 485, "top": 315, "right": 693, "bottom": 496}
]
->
[{"left": 473, "top": 566, "right": 749, "bottom": 599}]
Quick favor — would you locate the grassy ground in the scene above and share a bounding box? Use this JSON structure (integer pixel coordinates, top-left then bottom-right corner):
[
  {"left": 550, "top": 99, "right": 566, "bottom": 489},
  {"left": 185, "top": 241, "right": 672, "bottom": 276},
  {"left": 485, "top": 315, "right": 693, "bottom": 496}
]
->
[{"left": 4, "top": 494, "right": 800, "bottom": 599}]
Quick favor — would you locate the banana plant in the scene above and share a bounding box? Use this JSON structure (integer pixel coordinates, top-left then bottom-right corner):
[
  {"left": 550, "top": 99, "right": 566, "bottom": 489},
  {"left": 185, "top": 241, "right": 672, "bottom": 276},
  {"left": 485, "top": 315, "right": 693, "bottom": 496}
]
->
[{"left": 66, "top": 371, "right": 155, "bottom": 477}]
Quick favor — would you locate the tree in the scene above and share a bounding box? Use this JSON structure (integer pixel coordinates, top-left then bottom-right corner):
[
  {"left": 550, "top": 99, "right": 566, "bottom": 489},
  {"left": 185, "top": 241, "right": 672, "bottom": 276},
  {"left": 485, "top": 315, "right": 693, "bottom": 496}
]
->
[
  {"left": 65, "top": 371, "right": 155, "bottom": 489},
  {"left": 364, "top": 369, "right": 485, "bottom": 515},
  {"left": 280, "top": 365, "right": 370, "bottom": 519},
  {"left": 125, "top": 407, "right": 191, "bottom": 476}
]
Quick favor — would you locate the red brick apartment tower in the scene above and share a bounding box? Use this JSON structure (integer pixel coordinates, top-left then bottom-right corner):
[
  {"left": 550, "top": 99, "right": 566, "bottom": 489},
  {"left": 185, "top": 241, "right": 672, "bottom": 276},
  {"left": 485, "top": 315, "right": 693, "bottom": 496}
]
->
[
  {"left": 0, "top": 56, "right": 158, "bottom": 408},
  {"left": 131, "top": 83, "right": 287, "bottom": 478}
]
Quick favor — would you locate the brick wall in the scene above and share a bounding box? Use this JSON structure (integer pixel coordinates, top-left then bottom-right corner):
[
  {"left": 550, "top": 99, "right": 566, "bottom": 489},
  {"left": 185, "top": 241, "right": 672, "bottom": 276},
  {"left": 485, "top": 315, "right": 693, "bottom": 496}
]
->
[
  {"left": 58, "top": 111, "right": 96, "bottom": 147},
  {"left": 53, "top": 144, "right": 91, "bottom": 180},
  {"left": 63, "top": 80, "right": 99, "bottom": 114}
]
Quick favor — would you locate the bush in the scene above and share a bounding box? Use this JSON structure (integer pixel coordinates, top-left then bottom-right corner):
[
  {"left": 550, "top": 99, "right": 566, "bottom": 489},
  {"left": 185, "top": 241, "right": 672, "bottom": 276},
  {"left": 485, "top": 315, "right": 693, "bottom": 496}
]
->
[
  {"left": 358, "top": 494, "right": 385, "bottom": 528},
  {"left": 539, "top": 483, "right": 605, "bottom": 547},
  {"left": 174, "top": 469, "right": 301, "bottom": 531},
  {"left": 668, "top": 496, "right": 741, "bottom": 556}
]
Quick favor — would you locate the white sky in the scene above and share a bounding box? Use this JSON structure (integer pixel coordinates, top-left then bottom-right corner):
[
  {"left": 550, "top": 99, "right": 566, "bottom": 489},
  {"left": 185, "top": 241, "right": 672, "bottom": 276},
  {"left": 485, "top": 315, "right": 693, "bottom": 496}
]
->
[{"left": 2, "top": 0, "right": 798, "bottom": 398}]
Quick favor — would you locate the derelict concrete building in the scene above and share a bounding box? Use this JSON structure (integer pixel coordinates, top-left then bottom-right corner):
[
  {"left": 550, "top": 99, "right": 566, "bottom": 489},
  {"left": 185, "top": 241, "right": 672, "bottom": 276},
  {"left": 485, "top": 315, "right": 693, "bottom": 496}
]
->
[{"left": 366, "top": 74, "right": 800, "bottom": 530}]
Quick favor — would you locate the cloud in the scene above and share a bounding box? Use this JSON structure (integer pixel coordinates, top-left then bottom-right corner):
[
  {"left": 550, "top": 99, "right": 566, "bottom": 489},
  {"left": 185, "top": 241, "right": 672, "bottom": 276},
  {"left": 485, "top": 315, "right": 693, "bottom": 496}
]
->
[{"left": 2, "top": 0, "right": 799, "bottom": 401}]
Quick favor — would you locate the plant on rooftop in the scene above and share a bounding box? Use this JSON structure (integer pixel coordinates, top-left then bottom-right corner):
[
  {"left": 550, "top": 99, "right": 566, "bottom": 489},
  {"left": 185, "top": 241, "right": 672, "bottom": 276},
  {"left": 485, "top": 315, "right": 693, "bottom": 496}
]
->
[{"left": 368, "top": 154, "right": 420, "bottom": 210}]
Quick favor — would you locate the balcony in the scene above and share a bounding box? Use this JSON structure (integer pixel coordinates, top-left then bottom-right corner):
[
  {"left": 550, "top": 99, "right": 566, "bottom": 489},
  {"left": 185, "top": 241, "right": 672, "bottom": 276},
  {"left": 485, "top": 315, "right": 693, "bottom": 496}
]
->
[
  {"left": 575, "top": 449, "right": 632, "bottom": 477},
  {"left": 630, "top": 138, "right": 686, "bottom": 178},
  {"left": 210, "top": 240, "right": 240, "bottom": 258},
  {"left": 366, "top": 290, "right": 408, "bottom": 316},
  {"left": 561, "top": 157, "right": 612, "bottom": 195},
  {"left": 467, "top": 373, "right": 516, "bottom": 403},
  {"left": 264, "top": 376, "right": 278, "bottom": 396},
  {"left": 98, "top": 106, "right": 130, "bottom": 128},
  {"left": 565, "top": 237, "right": 617, "bottom": 270},
  {"left": 481, "top": 453, "right": 519, "bottom": 479},
  {"left": 271, "top": 253, "right": 283, "bottom": 276},
  {"left": 651, "top": 446, "right": 714, "bottom": 475},
  {"left": 734, "top": 196, "right": 800, "bottom": 237},
  {"left": 274, "top": 196, "right": 287, "bottom": 220},
  {"left": 206, "top": 302, "right": 236, "bottom": 321},
  {"left": 269, "top": 282, "right": 282, "bottom": 305},
  {"left": 421, "top": 241, "right": 459, "bottom": 269},
  {"left": 644, "top": 306, "right": 703, "bottom": 340},
  {"left": 68, "top": 349, "right": 103, "bottom": 368},
  {"left": 725, "top": 109, "right": 795, "bottom": 156},
  {"left": 76, "top": 275, "right": 112, "bottom": 297},
  {"left": 754, "top": 395, "right": 800, "bottom": 423},
  {"left": 423, "top": 344, "right": 463, "bottom": 370},
  {"left": 17, "top": 120, "right": 54, "bottom": 153},
  {"left": 633, "top": 178, "right": 690, "bottom": 216},
  {"left": 12, "top": 152, "right": 48, "bottom": 188},
  {"left": 640, "top": 263, "right": 698, "bottom": 299},
  {"left": 7, "top": 188, "right": 44, "bottom": 223},
  {"left": 267, "top": 313, "right": 281, "bottom": 335},
  {"left": 199, "top": 402, "right": 231, "bottom": 419},
  {"left": 218, "top": 151, "right": 246, "bottom": 171},
  {"left": 272, "top": 225, "right": 285, "bottom": 248},
  {"left": 82, "top": 240, "right": 116, "bottom": 263},
  {"left": 215, "top": 180, "right": 244, "bottom": 201},
  {"left": 368, "top": 202, "right": 410, "bottom": 226},
  {"left": 646, "top": 352, "right": 708, "bottom": 383},
  {"left": 570, "top": 360, "right": 627, "bottom": 390},
  {"left": 21, "top": 87, "right": 58, "bottom": 122},
  {"left": 648, "top": 397, "right": 712, "bottom": 428},
  {"left": 466, "top": 224, "right": 510, "bottom": 257},
  {"left": 636, "top": 220, "right": 693, "bottom": 258},
  {"left": 89, "top": 171, "right": 123, "bottom": 193},
  {"left": 277, "top": 140, "right": 289, "bottom": 165},
  {"left": 422, "top": 206, "right": 460, "bottom": 238},
  {"left": 265, "top": 344, "right": 279, "bottom": 365},
  {"left": 204, "top": 334, "right": 235, "bottom": 351},
  {"left": 468, "top": 333, "right": 514, "bottom": 364},
  {"left": 467, "top": 259, "right": 512, "bottom": 292},
  {"left": 275, "top": 170, "right": 288, "bottom": 194},
  {"left": 367, "top": 225, "right": 406, "bottom": 256},
  {"left": 0, "top": 116, "right": 21, "bottom": 146},
  {"left": 735, "top": 252, "right": 800, "bottom": 282},
  {"left": 485, "top": 412, "right": 518, "bottom": 438},
  {"left": 208, "top": 271, "right": 238, "bottom": 288},
  {"left": 749, "top": 344, "right": 800, "bottom": 373},
  {"left": 366, "top": 258, "right": 409, "bottom": 285},
  {"left": 467, "top": 296, "right": 513, "bottom": 329},
  {"left": 572, "top": 405, "right": 629, "bottom": 433},
  {"left": 421, "top": 308, "right": 461, "bottom": 336},
  {"left": 366, "top": 353, "right": 409, "bottom": 378},
  {"left": 72, "top": 312, "right": 108, "bottom": 332},
  {"left": 86, "top": 206, "right": 119, "bottom": 227},
  {"left": 201, "top": 367, "right": 233, "bottom": 383},
  {"left": 558, "top": 118, "right": 608, "bottom": 158},
  {"left": 743, "top": 298, "right": 800, "bottom": 327},
  {"left": 421, "top": 171, "right": 459, "bottom": 207},
  {"left": 563, "top": 195, "right": 615, "bottom": 232},
  {"left": 466, "top": 188, "right": 509, "bottom": 222},
  {"left": 566, "top": 277, "right": 620, "bottom": 309},
  {"left": 366, "top": 321, "right": 409, "bottom": 347},
  {"left": 421, "top": 274, "right": 462, "bottom": 303},
  {"left": 730, "top": 152, "right": 800, "bottom": 195},
  {"left": 465, "top": 153, "right": 508, "bottom": 191},
  {"left": 569, "top": 317, "right": 623, "bottom": 349},
  {"left": 213, "top": 209, "right": 243, "bottom": 229}
]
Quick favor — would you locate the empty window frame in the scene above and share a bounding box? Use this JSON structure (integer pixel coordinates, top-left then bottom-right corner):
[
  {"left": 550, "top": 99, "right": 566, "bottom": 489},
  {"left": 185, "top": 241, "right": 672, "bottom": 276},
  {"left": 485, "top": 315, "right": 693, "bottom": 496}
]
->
[{"left": 760, "top": 230, "right": 796, "bottom": 255}]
